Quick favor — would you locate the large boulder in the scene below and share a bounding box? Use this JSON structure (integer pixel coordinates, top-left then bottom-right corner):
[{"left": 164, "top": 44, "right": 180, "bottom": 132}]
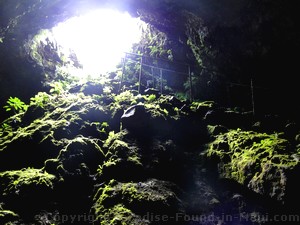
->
[{"left": 206, "top": 129, "right": 300, "bottom": 205}]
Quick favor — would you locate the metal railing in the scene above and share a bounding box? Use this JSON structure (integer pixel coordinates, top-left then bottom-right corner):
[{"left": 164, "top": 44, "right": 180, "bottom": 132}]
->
[{"left": 119, "top": 52, "right": 193, "bottom": 101}]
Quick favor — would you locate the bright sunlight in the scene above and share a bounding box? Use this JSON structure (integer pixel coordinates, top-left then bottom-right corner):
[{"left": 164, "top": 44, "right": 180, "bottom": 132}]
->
[{"left": 52, "top": 9, "right": 144, "bottom": 77}]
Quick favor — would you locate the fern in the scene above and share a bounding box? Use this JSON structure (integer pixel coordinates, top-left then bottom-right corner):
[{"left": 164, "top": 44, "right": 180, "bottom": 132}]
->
[{"left": 3, "top": 97, "right": 28, "bottom": 114}]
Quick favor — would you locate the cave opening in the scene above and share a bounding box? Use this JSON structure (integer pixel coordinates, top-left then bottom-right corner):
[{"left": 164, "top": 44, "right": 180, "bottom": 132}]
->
[{"left": 26, "top": 8, "right": 146, "bottom": 80}]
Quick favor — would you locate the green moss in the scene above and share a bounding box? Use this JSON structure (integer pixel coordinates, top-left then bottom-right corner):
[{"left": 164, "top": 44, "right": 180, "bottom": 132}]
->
[
  {"left": 98, "top": 130, "right": 143, "bottom": 180},
  {"left": 108, "top": 91, "right": 185, "bottom": 122},
  {"left": 207, "top": 129, "right": 299, "bottom": 191},
  {"left": 127, "top": 155, "right": 143, "bottom": 166},
  {"left": 96, "top": 203, "right": 137, "bottom": 225},
  {"left": 110, "top": 140, "right": 129, "bottom": 153},
  {"left": 29, "top": 92, "right": 51, "bottom": 110},
  {"left": 0, "top": 204, "right": 19, "bottom": 219},
  {"left": 92, "top": 179, "right": 178, "bottom": 224},
  {"left": 0, "top": 123, "right": 13, "bottom": 142},
  {"left": 104, "top": 130, "right": 128, "bottom": 149},
  {"left": 144, "top": 94, "right": 156, "bottom": 103},
  {"left": 0, "top": 168, "right": 56, "bottom": 196},
  {"left": 0, "top": 208, "right": 19, "bottom": 224},
  {"left": 95, "top": 179, "right": 176, "bottom": 206},
  {"left": 0, "top": 210, "right": 18, "bottom": 217},
  {"left": 114, "top": 91, "right": 137, "bottom": 105},
  {"left": 97, "top": 157, "right": 122, "bottom": 177},
  {"left": 0, "top": 92, "right": 107, "bottom": 151},
  {"left": 190, "top": 101, "right": 215, "bottom": 112},
  {"left": 61, "top": 135, "right": 105, "bottom": 156},
  {"left": 93, "top": 179, "right": 116, "bottom": 214},
  {"left": 144, "top": 103, "right": 167, "bottom": 119},
  {"left": 109, "top": 91, "right": 138, "bottom": 117},
  {"left": 121, "top": 183, "right": 139, "bottom": 200}
]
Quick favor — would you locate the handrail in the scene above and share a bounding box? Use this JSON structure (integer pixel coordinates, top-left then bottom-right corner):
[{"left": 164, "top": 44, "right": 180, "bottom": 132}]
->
[{"left": 119, "top": 52, "right": 193, "bottom": 100}]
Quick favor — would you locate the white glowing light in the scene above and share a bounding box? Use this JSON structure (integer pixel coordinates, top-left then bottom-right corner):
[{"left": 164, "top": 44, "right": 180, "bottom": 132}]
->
[{"left": 52, "top": 9, "right": 143, "bottom": 77}]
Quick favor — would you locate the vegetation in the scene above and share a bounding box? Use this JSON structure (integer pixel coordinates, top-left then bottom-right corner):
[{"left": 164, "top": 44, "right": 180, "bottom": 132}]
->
[
  {"left": 3, "top": 97, "right": 28, "bottom": 114},
  {"left": 0, "top": 1, "right": 299, "bottom": 224},
  {"left": 92, "top": 179, "right": 180, "bottom": 224},
  {"left": 207, "top": 129, "right": 300, "bottom": 201},
  {"left": 0, "top": 168, "right": 56, "bottom": 196},
  {"left": 0, "top": 70, "right": 298, "bottom": 224}
]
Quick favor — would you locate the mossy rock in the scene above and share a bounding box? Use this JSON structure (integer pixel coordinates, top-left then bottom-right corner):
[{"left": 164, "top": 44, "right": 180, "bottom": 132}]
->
[
  {"left": 0, "top": 168, "right": 56, "bottom": 214},
  {"left": 207, "top": 129, "right": 300, "bottom": 203},
  {"left": 92, "top": 179, "right": 184, "bottom": 224},
  {"left": 0, "top": 168, "right": 56, "bottom": 196},
  {"left": 98, "top": 130, "right": 144, "bottom": 182},
  {"left": 93, "top": 203, "right": 147, "bottom": 225},
  {"left": 56, "top": 136, "right": 106, "bottom": 175},
  {"left": 0, "top": 92, "right": 111, "bottom": 171}
]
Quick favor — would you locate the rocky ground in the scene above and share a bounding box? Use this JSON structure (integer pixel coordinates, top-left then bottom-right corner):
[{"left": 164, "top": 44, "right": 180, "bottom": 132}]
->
[{"left": 0, "top": 80, "right": 299, "bottom": 225}]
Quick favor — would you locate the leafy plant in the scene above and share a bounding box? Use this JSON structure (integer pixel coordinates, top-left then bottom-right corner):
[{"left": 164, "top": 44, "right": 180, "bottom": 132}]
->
[
  {"left": 145, "top": 94, "right": 156, "bottom": 102},
  {"left": 3, "top": 97, "right": 28, "bottom": 114},
  {"left": 49, "top": 81, "right": 66, "bottom": 95},
  {"left": 30, "top": 92, "right": 51, "bottom": 109}
]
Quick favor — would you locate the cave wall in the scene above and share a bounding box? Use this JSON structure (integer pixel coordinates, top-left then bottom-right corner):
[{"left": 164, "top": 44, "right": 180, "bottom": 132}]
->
[{"left": 0, "top": 0, "right": 299, "bottom": 119}]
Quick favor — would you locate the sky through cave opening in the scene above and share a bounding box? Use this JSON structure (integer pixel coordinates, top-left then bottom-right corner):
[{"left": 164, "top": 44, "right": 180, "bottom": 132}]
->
[{"left": 51, "top": 8, "right": 145, "bottom": 77}]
